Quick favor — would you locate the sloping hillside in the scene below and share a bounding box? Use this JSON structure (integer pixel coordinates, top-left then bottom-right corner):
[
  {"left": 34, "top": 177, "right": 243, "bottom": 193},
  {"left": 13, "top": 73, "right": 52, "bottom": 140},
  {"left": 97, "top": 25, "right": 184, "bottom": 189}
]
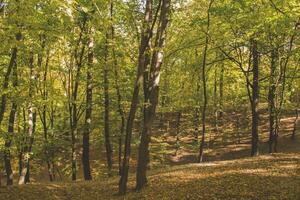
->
[{"left": 1, "top": 152, "right": 299, "bottom": 200}]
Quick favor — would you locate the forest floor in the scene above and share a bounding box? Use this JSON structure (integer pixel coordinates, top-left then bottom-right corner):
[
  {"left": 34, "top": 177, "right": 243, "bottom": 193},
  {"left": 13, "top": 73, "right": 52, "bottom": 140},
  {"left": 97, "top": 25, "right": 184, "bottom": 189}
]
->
[
  {"left": 0, "top": 136, "right": 299, "bottom": 200},
  {"left": 1, "top": 110, "right": 299, "bottom": 199}
]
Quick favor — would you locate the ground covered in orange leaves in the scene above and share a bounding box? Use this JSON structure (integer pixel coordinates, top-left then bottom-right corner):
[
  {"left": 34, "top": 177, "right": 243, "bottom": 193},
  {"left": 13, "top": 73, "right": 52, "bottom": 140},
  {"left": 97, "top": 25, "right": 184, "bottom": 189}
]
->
[{"left": 1, "top": 151, "right": 299, "bottom": 200}]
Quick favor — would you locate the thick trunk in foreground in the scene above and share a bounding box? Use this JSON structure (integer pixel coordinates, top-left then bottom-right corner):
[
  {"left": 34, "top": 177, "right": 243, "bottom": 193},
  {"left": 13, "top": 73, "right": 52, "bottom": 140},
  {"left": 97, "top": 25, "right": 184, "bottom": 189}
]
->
[
  {"left": 136, "top": 0, "right": 171, "bottom": 190},
  {"left": 118, "top": 0, "right": 153, "bottom": 195},
  {"left": 251, "top": 39, "right": 259, "bottom": 156}
]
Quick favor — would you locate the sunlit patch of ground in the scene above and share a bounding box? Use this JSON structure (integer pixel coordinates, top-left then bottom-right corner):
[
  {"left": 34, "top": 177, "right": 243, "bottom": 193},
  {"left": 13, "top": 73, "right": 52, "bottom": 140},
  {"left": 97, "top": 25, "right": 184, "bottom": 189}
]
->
[
  {"left": 1, "top": 152, "right": 299, "bottom": 200},
  {"left": 1, "top": 111, "right": 299, "bottom": 199}
]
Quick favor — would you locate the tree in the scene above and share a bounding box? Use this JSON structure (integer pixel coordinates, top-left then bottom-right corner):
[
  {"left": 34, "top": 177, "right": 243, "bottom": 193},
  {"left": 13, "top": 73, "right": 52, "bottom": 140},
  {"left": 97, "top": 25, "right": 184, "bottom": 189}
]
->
[
  {"left": 4, "top": 55, "right": 18, "bottom": 185},
  {"left": 119, "top": 0, "right": 154, "bottom": 195},
  {"left": 82, "top": 28, "right": 94, "bottom": 181},
  {"left": 198, "top": 0, "right": 213, "bottom": 162},
  {"left": 251, "top": 39, "right": 259, "bottom": 156},
  {"left": 136, "top": 0, "right": 171, "bottom": 190},
  {"left": 19, "top": 53, "right": 36, "bottom": 185}
]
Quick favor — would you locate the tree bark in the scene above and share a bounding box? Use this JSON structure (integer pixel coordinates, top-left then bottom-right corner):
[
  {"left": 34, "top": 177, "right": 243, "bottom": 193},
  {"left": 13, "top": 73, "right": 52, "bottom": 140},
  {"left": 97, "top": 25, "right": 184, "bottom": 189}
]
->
[
  {"left": 104, "top": 34, "right": 113, "bottom": 177},
  {"left": 37, "top": 39, "right": 55, "bottom": 182},
  {"left": 136, "top": 0, "right": 171, "bottom": 190},
  {"left": 291, "top": 109, "right": 298, "bottom": 140},
  {"left": 174, "top": 111, "right": 181, "bottom": 156},
  {"left": 19, "top": 53, "right": 36, "bottom": 185},
  {"left": 70, "top": 20, "right": 86, "bottom": 181},
  {"left": 273, "top": 19, "right": 299, "bottom": 152},
  {"left": 268, "top": 49, "right": 277, "bottom": 153},
  {"left": 109, "top": 0, "right": 126, "bottom": 176},
  {"left": 0, "top": 32, "right": 21, "bottom": 125},
  {"left": 82, "top": 32, "right": 94, "bottom": 181},
  {"left": 4, "top": 62, "right": 18, "bottom": 185},
  {"left": 194, "top": 78, "right": 201, "bottom": 141},
  {"left": 219, "top": 61, "right": 224, "bottom": 120},
  {"left": 118, "top": 0, "right": 153, "bottom": 195},
  {"left": 251, "top": 39, "right": 259, "bottom": 157},
  {"left": 198, "top": 0, "right": 213, "bottom": 163},
  {"left": 213, "top": 67, "right": 219, "bottom": 132}
]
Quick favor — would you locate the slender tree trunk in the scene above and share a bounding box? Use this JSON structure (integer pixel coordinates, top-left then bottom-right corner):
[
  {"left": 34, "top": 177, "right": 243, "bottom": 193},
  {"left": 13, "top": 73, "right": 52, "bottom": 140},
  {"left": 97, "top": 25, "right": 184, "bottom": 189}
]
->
[
  {"left": 114, "top": 62, "right": 125, "bottom": 176},
  {"left": 268, "top": 49, "right": 277, "bottom": 153},
  {"left": 70, "top": 21, "right": 86, "bottom": 181},
  {"left": 219, "top": 61, "right": 224, "bottom": 120},
  {"left": 291, "top": 109, "right": 298, "bottom": 140},
  {"left": 38, "top": 48, "right": 54, "bottom": 182},
  {"left": 194, "top": 79, "right": 201, "bottom": 141},
  {"left": 0, "top": 33, "right": 21, "bottom": 125},
  {"left": 118, "top": 0, "right": 153, "bottom": 195},
  {"left": 273, "top": 19, "right": 299, "bottom": 152},
  {"left": 4, "top": 62, "right": 18, "bottom": 185},
  {"left": 251, "top": 39, "right": 259, "bottom": 156},
  {"left": 82, "top": 33, "right": 94, "bottom": 181},
  {"left": 18, "top": 108, "right": 27, "bottom": 177},
  {"left": 198, "top": 0, "right": 213, "bottom": 163},
  {"left": 175, "top": 111, "right": 181, "bottom": 155},
  {"left": 103, "top": 34, "right": 113, "bottom": 176},
  {"left": 213, "top": 67, "right": 218, "bottom": 132},
  {"left": 0, "top": 48, "right": 16, "bottom": 124},
  {"left": 19, "top": 53, "right": 36, "bottom": 185},
  {"left": 136, "top": 0, "right": 171, "bottom": 190},
  {"left": 109, "top": 0, "right": 126, "bottom": 176}
]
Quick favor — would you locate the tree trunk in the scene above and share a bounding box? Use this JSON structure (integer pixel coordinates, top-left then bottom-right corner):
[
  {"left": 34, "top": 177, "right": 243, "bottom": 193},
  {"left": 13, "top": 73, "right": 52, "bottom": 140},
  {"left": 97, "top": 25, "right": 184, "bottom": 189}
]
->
[
  {"left": 291, "top": 109, "right": 298, "bottom": 140},
  {"left": 273, "top": 19, "right": 299, "bottom": 152},
  {"left": 103, "top": 34, "right": 113, "bottom": 176},
  {"left": 251, "top": 39, "right": 259, "bottom": 156},
  {"left": 82, "top": 33, "right": 94, "bottom": 181},
  {"left": 136, "top": 0, "right": 171, "bottom": 191},
  {"left": 175, "top": 111, "right": 182, "bottom": 155},
  {"left": 213, "top": 67, "right": 218, "bottom": 132},
  {"left": 118, "top": 0, "right": 153, "bottom": 195},
  {"left": 268, "top": 49, "right": 277, "bottom": 153},
  {"left": 0, "top": 33, "right": 21, "bottom": 125},
  {"left": 18, "top": 108, "right": 27, "bottom": 177},
  {"left": 198, "top": 0, "right": 213, "bottom": 163},
  {"left": 109, "top": 0, "right": 126, "bottom": 176},
  {"left": 38, "top": 45, "right": 54, "bottom": 182},
  {"left": 70, "top": 21, "right": 86, "bottom": 181},
  {"left": 219, "top": 60, "right": 224, "bottom": 120},
  {"left": 19, "top": 53, "right": 36, "bottom": 185},
  {"left": 4, "top": 62, "right": 18, "bottom": 185},
  {"left": 194, "top": 78, "right": 201, "bottom": 141}
]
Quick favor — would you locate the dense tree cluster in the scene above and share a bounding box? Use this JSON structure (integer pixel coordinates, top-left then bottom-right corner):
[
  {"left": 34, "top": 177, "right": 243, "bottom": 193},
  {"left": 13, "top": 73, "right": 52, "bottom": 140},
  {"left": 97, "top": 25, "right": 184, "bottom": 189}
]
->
[{"left": 0, "top": 0, "right": 299, "bottom": 195}]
